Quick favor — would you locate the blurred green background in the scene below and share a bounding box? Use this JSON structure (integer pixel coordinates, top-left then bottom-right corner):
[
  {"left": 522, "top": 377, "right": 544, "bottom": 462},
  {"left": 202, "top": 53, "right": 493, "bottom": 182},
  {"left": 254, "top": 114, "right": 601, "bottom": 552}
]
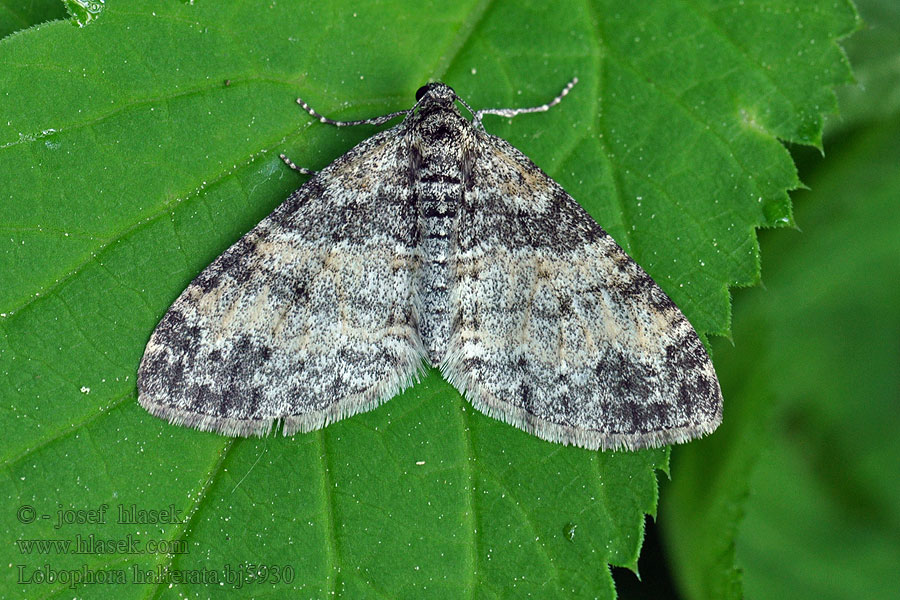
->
[{"left": 641, "top": 1, "right": 900, "bottom": 598}]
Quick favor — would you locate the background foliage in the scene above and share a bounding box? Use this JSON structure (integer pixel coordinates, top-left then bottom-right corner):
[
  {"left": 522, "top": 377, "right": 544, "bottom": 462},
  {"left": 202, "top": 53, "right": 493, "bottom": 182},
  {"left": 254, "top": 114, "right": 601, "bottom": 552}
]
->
[
  {"left": 0, "top": 1, "right": 882, "bottom": 598},
  {"left": 662, "top": 1, "right": 900, "bottom": 598}
]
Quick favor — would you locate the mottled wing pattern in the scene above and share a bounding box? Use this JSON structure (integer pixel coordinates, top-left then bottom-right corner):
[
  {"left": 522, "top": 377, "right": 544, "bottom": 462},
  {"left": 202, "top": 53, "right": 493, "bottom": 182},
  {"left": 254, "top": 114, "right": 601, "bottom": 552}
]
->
[
  {"left": 138, "top": 129, "right": 426, "bottom": 436},
  {"left": 443, "top": 132, "right": 723, "bottom": 451}
]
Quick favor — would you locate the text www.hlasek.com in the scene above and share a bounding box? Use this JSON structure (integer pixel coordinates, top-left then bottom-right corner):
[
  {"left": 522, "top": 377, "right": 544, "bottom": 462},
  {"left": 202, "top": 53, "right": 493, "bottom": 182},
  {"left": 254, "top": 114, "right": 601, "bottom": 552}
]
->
[{"left": 16, "top": 534, "right": 187, "bottom": 555}]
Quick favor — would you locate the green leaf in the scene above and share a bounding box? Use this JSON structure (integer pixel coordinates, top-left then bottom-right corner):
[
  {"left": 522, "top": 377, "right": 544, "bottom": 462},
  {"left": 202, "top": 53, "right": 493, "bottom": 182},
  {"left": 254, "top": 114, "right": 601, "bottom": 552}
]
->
[
  {"left": 737, "top": 115, "right": 900, "bottom": 599},
  {"left": 667, "top": 114, "right": 900, "bottom": 600},
  {"left": 661, "top": 2, "right": 898, "bottom": 597},
  {"left": 0, "top": 1, "right": 856, "bottom": 597},
  {"left": 0, "top": 0, "right": 67, "bottom": 38}
]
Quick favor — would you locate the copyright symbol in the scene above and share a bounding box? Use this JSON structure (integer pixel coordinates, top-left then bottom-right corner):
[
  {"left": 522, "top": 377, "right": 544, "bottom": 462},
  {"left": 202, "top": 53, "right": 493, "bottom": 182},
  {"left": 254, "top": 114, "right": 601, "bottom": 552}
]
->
[{"left": 17, "top": 505, "right": 36, "bottom": 524}]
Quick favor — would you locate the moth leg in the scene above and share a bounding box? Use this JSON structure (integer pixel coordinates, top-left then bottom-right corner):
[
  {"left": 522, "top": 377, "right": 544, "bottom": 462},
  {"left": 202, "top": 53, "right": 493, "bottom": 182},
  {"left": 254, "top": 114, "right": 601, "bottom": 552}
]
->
[
  {"left": 278, "top": 153, "right": 316, "bottom": 176},
  {"left": 473, "top": 77, "right": 578, "bottom": 128}
]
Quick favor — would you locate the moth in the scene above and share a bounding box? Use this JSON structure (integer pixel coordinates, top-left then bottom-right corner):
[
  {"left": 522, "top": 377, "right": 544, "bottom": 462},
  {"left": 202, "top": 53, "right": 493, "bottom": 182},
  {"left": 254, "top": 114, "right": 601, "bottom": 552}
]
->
[{"left": 138, "top": 79, "right": 722, "bottom": 451}]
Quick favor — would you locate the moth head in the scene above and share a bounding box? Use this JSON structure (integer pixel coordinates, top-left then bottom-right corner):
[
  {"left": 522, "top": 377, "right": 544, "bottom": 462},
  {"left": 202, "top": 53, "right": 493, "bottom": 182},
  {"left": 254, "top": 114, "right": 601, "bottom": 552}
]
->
[{"left": 415, "top": 82, "right": 457, "bottom": 106}]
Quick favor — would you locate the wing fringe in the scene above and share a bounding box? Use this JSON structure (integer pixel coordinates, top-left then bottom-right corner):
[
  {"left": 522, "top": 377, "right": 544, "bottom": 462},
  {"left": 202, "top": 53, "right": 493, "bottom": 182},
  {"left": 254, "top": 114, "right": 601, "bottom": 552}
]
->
[
  {"left": 441, "top": 350, "right": 722, "bottom": 451},
  {"left": 139, "top": 346, "right": 427, "bottom": 437}
]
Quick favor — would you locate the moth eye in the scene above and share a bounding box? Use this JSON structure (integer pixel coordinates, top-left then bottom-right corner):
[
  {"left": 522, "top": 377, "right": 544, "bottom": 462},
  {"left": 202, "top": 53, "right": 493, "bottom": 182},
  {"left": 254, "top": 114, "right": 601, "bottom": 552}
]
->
[{"left": 415, "top": 85, "right": 430, "bottom": 102}]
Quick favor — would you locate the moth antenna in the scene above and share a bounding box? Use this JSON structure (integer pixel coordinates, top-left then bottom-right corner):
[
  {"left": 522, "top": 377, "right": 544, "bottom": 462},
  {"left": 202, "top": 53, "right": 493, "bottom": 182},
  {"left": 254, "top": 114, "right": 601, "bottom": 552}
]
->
[
  {"left": 294, "top": 96, "right": 410, "bottom": 127},
  {"left": 473, "top": 77, "right": 578, "bottom": 128}
]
